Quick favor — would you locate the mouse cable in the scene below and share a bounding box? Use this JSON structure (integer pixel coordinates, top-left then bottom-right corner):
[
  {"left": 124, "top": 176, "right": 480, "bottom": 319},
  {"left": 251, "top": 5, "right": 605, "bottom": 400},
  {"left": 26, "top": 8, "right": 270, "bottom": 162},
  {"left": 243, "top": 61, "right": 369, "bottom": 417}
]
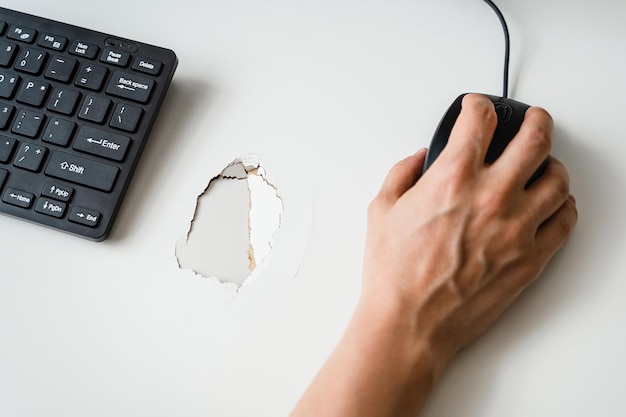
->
[{"left": 482, "top": 0, "right": 510, "bottom": 98}]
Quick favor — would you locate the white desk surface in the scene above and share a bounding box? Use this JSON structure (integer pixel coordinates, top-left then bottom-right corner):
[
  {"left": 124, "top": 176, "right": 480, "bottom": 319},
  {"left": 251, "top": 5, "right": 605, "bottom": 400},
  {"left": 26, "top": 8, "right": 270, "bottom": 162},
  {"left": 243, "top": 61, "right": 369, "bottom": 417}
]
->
[{"left": 1, "top": 1, "right": 625, "bottom": 416}]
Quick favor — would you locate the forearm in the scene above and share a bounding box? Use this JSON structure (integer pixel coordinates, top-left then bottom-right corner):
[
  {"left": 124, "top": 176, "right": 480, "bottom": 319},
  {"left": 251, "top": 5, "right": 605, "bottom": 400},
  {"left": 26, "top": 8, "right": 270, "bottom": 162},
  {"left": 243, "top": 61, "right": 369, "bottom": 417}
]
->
[
  {"left": 290, "top": 294, "right": 441, "bottom": 417},
  {"left": 291, "top": 96, "right": 578, "bottom": 416}
]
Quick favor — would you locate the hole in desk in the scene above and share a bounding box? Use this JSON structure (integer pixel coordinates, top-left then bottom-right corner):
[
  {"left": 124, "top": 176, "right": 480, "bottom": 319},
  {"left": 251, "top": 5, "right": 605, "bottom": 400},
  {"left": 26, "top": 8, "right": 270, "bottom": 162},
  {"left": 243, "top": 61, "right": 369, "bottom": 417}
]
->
[{"left": 175, "top": 154, "right": 283, "bottom": 288}]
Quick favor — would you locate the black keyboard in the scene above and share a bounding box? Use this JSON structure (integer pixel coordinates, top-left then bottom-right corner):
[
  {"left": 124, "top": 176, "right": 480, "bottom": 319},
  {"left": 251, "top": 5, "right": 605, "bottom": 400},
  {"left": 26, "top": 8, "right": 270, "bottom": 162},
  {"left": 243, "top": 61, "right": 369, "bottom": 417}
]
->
[{"left": 0, "top": 7, "right": 177, "bottom": 241}]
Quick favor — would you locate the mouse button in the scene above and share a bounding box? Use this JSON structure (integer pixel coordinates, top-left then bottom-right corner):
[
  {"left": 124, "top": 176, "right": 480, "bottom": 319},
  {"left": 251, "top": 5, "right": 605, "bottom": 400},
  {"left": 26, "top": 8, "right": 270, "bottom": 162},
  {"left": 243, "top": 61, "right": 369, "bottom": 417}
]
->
[
  {"left": 484, "top": 128, "right": 510, "bottom": 164},
  {"left": 485, "top": 118, "right": 519, "bottom": 163},
  {"left": 494, "top": 103, "right": 513, "bottom": 124}
]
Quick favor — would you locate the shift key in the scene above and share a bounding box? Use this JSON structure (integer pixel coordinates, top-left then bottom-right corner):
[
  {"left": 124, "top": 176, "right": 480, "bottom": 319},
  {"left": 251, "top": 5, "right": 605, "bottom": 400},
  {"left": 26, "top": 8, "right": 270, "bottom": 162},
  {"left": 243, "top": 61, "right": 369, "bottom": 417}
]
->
[{"left": 45, "top": 151, "right": 119, "bottom": 192}]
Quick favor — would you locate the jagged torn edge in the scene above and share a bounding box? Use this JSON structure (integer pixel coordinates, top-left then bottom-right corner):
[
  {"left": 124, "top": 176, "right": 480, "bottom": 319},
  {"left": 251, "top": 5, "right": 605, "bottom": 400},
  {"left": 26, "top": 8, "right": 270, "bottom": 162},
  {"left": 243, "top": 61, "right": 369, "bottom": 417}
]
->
[{"left": 176, "top": 154, "right": 284, "bottom": 289}]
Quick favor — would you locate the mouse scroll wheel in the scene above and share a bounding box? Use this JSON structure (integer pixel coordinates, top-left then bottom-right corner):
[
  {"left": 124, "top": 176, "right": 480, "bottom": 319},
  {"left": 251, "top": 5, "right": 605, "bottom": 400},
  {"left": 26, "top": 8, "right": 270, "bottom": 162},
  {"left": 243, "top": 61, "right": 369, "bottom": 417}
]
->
[{"left": 495, "top": 103, "right": 513, "bottom": 124}]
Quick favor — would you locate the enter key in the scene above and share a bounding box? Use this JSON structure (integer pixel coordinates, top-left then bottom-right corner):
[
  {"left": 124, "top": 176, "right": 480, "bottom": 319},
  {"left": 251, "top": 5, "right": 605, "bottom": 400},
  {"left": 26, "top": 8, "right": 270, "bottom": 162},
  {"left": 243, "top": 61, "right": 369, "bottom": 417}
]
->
[{"left": 73, "top": 126, "right": 131, "bottom": 162}]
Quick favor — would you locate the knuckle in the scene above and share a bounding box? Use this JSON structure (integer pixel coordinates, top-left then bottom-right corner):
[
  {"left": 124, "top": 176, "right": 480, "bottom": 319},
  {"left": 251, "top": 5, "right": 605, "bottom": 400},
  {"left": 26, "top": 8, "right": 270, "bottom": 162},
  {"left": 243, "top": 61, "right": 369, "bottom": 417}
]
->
[
  {"left": 367, "top": 197, "right": 386, "bottom": 218},
  {"left": 476, "top": 190, "right": 507, "bottom": 219},
  {"left": 446, "top": 159, "right": 468, "bottom": 183},
  {"left": 508, "top": 220, "right": 530, "bottom": 243},
  {"left": 383, "top": 164, "right": 402, "bottom": 186},
  {"left": 440, "top": 167, "right": 472, "bottom": 200},
  {"left": 543, "top": 165, "right": 570, "bottom": 200},
  {"left": 529, "top": 106, "right": 553, "bottom": 123},
  {"left": 558, "top": 199, "right": 578, "bottom": 238},
  {"left": 527, "top": 125, "right": 552, "bottom": 153},
  {"left": 498, "top": 223, "right": 532, "bottom": 263},
  {"left": 391, "top": 156, "right": 410, "bottom": 172},
  {"left": 553, "top": 174, "right": 570, "bottom": 200},
  {"left": 524, "top": 107, "right": 554, "bottom": 153},
  {"left": 463, "top": 94, "right": 497, "bottom": 124},
  {"left": 556, "top": 212, "right": 575, "bottom": 241}
]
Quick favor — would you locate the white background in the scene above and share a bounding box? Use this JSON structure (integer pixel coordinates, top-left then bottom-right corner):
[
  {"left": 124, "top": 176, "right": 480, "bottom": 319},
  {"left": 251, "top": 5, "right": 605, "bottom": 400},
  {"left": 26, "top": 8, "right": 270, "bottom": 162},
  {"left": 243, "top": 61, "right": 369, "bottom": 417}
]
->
[{"left": 1, "top": 1, "right": 625, "bottom": 416}]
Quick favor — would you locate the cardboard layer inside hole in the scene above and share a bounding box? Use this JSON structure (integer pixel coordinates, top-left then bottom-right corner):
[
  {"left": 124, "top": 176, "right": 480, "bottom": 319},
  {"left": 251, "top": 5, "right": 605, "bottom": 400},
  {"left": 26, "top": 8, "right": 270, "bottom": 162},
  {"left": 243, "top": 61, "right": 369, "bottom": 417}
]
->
[{"left": 175, "top": 155, "right": 284, "bottom": 287}]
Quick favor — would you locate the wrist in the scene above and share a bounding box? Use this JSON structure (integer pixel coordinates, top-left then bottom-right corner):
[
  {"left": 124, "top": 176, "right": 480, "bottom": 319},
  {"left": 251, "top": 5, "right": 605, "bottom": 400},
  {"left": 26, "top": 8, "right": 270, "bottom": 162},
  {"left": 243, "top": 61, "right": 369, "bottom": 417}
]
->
[{"left": 357, "top": 285, "right": 454, "bottom": 381}]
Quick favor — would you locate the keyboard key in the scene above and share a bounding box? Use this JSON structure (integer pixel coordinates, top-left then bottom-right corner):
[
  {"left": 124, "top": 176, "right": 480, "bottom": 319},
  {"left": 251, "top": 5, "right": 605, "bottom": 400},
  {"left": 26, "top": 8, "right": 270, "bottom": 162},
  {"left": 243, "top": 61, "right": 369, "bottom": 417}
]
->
[
  {"left": 13, "top": 142, "right": 47, "bottom": 171},
  {"left": 78, "top": 94, "right": 111, "bottom": 123},
  {"left": 7, "top": 25, "right": 37, "bottom": 43},
  {"left": 12, "top": 109, "right": 45, "bottom": 138},
  {"left": 14, "top": 47, "right": 48, "bottom": 74},
  {"left": 37, "top": 33, "right": 68, "bottom": 51},
  {"left": 110, "top": 103, "right": 143, "bottom": 132},
  {"left": 74, "top": 126, "right": 131, "bottom": 161},
  {"left": 0, "top": 71, "right": 19, "bottom": 98},
  {"left": 68, "top": 206, "right": 101, "bottom": 227},
  {"left": 106, "top": 70, "right": 154, "bottom": 103},
  {"left": 74, "top": 63, "right": 108, "bottom": 91},
  {"left": 2, "top": 187, "right": 34, "bottom": 208},
  {"left": 0, "top": 168, "right": 7, "bottom": 189},
  {"left": 69, "top": 40, "right": 99, "bottom": 59},
  {"left": 45, "top": 55, "right": 77, "bottom": 82},
  {"left": 16, "top": 79, "right": 50, "bottom": 107},
  {"left": 41, "top": 181, "right": 73, "bottom": 201},
  {"left": 132, "top": 57, "right": 162, "bottom": 75},
  {"left": 47, "top": 87, "right": 81, "bottom": 115},
  {"left": 100, "top": 48, "right": 130, "bottom": 67},
  {"left": 0, "top": 134, "right": 17, "bottom": 162},
  {"left": 35, "top": 197, "right": 66, "bottom": 217},
  {"left": 42, "top": 117, "right": 76, "bottom": 146},
  {"left": 0, "top": 41, "right": 18, "bottom": 67},
  {"left": 45, "top": 151, "right": 119, "bottom": 191},
  {"left": 0, "top": 104, "right": 15, "bottom": 129}
]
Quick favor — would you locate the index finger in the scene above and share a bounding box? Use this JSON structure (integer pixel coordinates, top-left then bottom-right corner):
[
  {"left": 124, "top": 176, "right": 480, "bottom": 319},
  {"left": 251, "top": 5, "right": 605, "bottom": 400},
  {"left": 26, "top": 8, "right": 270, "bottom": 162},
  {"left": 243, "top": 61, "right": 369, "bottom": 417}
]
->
[
  {"left": 492, "top": 106, "right": 554, "bottom": 189},
  {"left": 437, "top": 94, "right": 498, "bottom": 170}
]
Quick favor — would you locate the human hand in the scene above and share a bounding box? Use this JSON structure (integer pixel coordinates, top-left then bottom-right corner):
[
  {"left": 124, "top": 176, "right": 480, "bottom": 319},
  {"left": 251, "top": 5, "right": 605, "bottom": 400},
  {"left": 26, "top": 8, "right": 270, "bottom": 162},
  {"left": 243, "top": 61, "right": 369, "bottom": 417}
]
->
[
  {"left": 362, "top": 93, "right": 578, "bottom": 375},
  {"left": 290, "top": 94, "right": 578, "bottom": 417}
]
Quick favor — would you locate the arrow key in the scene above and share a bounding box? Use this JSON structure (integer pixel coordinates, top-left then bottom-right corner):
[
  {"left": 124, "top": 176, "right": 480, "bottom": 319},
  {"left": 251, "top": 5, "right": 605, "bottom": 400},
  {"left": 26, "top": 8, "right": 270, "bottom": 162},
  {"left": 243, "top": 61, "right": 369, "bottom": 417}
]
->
[
  {"left": 3, "top": 187, "right": 34, "bottom": 208},
  {"left": 35, "top": 197, "right": 66, "bottom": 218},
  {"left": 69, "top": 206, "right": 100, "bottom": 227},
  {"left": 42, "top": 181, "right": 74, "bottom": 202}
]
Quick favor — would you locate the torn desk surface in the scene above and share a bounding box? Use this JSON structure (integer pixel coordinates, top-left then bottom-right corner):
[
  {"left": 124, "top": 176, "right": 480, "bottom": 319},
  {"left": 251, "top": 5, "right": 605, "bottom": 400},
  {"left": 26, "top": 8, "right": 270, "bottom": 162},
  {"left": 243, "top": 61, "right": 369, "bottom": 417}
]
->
[{"left": 175, "top": 155, "right": 284, "bottom": 288}]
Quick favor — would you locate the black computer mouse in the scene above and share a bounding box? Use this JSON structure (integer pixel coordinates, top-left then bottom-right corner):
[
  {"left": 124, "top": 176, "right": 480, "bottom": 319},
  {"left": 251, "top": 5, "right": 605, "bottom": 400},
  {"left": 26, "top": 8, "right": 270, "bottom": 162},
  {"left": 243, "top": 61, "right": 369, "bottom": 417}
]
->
[{"left": 422, "top": 93, "right": 547, "bottom": 187}]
